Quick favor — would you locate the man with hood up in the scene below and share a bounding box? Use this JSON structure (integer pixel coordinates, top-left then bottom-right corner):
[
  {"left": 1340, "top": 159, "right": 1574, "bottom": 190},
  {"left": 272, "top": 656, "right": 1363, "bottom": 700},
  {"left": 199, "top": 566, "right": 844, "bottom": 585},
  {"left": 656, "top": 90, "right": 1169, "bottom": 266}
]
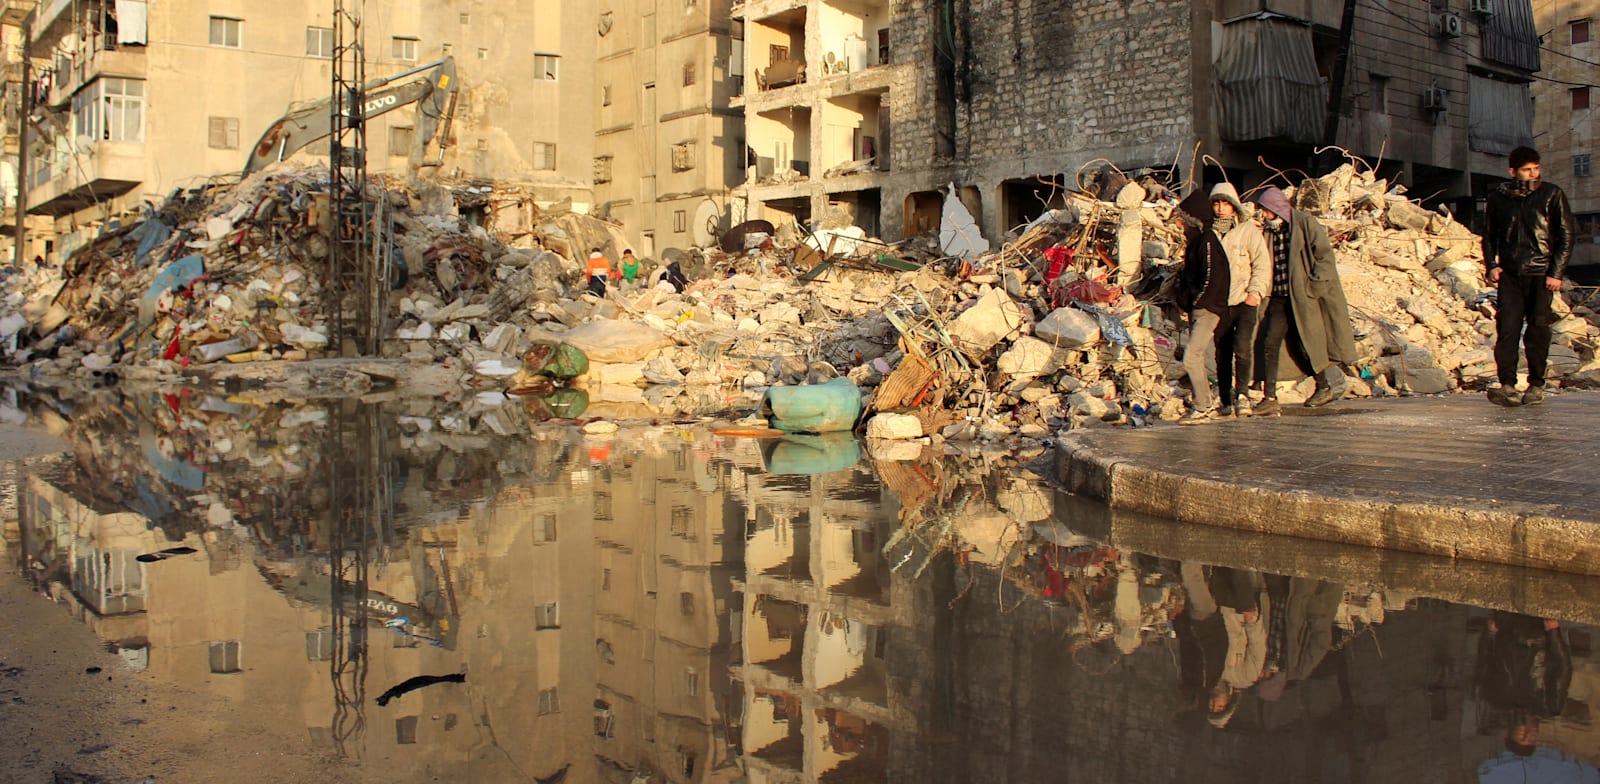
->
[
  {"left": 1251, "top": 186, "right": 1359, "bottom": 411},
  {"left": 1481, "top": 146, "right": 1574, "bottom": 407}
]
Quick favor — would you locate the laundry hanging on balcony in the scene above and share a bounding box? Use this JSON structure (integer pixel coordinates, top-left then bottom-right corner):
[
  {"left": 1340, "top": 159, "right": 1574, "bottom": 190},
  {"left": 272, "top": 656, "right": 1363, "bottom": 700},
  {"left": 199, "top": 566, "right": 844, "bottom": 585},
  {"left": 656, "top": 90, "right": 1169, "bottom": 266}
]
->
[
  {"left": 115, "top": 0, "right": 148, "bottom": 46},
  {"left": 1214, "top": 16, "right": 1326, "bottom": 145}
]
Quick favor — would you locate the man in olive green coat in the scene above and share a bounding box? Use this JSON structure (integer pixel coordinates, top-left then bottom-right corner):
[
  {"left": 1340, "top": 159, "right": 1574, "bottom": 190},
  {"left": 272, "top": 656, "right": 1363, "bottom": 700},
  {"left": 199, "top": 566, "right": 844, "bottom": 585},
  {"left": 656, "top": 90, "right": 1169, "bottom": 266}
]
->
[{"left": 1252, "top": 186, "right": 1358, "bottom": 412}]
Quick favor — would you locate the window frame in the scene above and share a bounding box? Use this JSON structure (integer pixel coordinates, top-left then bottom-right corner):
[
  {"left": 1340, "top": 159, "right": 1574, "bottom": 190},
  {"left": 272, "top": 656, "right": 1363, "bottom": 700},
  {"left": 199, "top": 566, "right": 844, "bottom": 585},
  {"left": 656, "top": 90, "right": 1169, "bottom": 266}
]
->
[
  {"left": 1572, "top": 18, "right": 1591, "bottom": 45},
  {"left": 391, "top": 36, "right": 419, "bottom": 62},
  {"left": 305, "top": 26, "right": 333, "bottom": 58},
  {"left": 208, "top": 116, "right": 239, "bottom": 149},
  {"left": 534, "top": 53, "right": 561, "bottom": 81},
  {"left": 1576, "top": 153, "right": 1594, "bottom": 178},
  {"left": 1574, "top": 86, "right": 1591, "bottom": 111},
  {"left": 388, "top": 125, "right": 415, "bottom": 157},
  {"left": 209, "top": 16, "right": 242, "bottom": 48}
]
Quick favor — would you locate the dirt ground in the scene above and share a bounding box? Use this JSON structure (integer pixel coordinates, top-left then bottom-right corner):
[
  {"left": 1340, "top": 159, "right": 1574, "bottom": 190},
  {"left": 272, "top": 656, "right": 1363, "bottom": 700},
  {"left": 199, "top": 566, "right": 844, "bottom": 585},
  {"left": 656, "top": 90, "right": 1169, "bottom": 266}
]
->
[{"left": 0, "top": 427, "right": 371, "bottom": 784}]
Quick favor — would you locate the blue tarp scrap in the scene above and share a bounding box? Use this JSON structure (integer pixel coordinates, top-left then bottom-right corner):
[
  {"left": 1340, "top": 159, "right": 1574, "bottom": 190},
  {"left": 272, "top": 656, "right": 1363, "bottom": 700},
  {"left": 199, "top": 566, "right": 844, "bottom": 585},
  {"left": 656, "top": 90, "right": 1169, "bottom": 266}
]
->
[
  {"left": 130, "top": 219, "right": 173, "bottom": 268},
  {"left": 138, "top": 254, "right": 205, "bottom": 325}
]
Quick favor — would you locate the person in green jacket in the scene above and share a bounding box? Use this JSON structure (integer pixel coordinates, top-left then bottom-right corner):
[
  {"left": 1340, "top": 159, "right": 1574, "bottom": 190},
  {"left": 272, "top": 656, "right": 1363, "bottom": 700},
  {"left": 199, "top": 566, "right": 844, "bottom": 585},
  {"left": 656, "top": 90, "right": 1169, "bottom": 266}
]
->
[{"left": 619, "top": 249, "right": 641, "bottom": 287}]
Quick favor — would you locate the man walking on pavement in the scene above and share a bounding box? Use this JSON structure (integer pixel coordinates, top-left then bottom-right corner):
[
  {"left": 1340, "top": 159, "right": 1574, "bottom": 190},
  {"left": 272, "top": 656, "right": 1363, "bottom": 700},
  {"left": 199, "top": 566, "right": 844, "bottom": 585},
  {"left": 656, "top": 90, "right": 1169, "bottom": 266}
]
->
[
  {"left": 1482, "top": 146, "right": 1574, "bottom": 407},
  {"left": 1251, "top": 186, "right": 1358, "bottom": 412},
  {"left": 1179, "top": 183, "right": 1270, "bottom": 423}
]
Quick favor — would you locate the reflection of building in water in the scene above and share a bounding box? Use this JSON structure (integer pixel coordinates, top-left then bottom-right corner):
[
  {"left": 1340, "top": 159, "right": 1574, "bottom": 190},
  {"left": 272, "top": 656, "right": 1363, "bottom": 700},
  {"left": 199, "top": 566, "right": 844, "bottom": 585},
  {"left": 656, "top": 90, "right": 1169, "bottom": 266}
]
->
[
  {"left": 721, "top": 439, "right": 905, "bottom": 783},
  {"left": 11, "top": 419, "right": 761, "bottom": 782}
]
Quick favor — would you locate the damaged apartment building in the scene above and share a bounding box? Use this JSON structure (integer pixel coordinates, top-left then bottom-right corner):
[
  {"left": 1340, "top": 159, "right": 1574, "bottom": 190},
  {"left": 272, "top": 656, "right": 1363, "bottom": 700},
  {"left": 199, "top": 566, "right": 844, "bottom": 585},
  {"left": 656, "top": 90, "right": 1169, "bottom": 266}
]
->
[
  {"left": 734, "top": 0, "right": 1544, "bottom": 244},
  {"left": 1533, "top": 0, "right": 1599, "bottom": 270},
  {"left": 0, "top": 0, "right": 596, "bottom": 263}
]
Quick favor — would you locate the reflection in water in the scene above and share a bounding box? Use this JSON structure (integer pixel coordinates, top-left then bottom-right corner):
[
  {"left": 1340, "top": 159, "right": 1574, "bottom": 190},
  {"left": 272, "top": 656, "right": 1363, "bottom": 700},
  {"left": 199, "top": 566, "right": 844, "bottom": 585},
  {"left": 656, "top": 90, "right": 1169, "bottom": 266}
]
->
[{"left": 4, "top": 387, "right": 1600, "bottom": 783}]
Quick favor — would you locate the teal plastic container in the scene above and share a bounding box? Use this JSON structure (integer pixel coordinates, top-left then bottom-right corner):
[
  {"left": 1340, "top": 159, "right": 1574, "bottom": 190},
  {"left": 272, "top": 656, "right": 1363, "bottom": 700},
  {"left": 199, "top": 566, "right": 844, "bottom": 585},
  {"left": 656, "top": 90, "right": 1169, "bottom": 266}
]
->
[{"left": 758, "top": 377, "right": 862, "bottom": 434}]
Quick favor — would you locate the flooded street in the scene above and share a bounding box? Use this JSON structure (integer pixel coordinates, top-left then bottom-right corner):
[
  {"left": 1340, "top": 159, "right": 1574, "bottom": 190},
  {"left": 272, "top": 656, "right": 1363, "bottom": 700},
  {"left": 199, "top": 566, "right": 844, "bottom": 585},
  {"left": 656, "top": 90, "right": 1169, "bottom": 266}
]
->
[{"left": 3, "top": 389, "right": 1599, "bottom": 784}]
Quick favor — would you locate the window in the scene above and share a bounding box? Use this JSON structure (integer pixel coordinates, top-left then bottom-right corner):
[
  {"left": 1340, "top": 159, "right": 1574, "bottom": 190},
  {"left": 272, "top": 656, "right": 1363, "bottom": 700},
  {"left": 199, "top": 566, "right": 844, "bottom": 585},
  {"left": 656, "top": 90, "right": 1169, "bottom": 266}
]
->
[
  {"left": 670, "top": 506, "right": 695, "bottom": 539},
  {"left": 460, "top": 12, "right": 471, "bottom": 25},
  {"left": 442, "top": 42, "right": 453, "bottom": 55},
  {"left": 305, "top": 630, "right": 333, "bottom": 661},
  {"left": 671, "top": 141, "right": 696, "bottom": 172},
  {"left": 478, "top": 48, "right": 488, "bottom": 60},
  {"left": 685, "top": 668, "right": 699, "bottom": 697},
  {"left": 208, "top": 116, "right": 239, "bottom": 149},
  {"left": 395, "top": 716, "right": 419, "bottom": 744},
  {"left": 209, "top": 641, "right": 241, "bottom": 674},
  {"left": 1576, "top": 153, "right": 1593, "bottom": 178},
  {"left": 1370, "top": 74, "right": 1389, "bottom": 114},
  {"left": 602, "top": 568, "right": 613, "bottom": 591},
  {"left": 392, "top": 36, "right": 418, "bottom": 62},
  {"left": 601, "top": 84, "right": 612, "bottom": 106},
  {"left": 389, "top": 125, "right": 414, "bottom": 156},
  {"left": 591, "top": 488, "right": 610, "bottom": 518},
  {"left": 74, "top": 78, "right": 145, "bottom": 143},
  {"left": 209, "top": 16, "right": 241, "bottom": 48},
  {"left": 305, "top": 26, "right": 333, "bottom": 58},
  {"left": 674, "top": 209, "right": 688, "bottom": 233},
  {"left": 534, "top": 53, "right": 560, "bottom": 81},
  {"left": 683, "top": 61, "right": 696, "bottom": 86},
  {"left": 538, "top": 688, "right": 560, "bottom": 715},
  {"left": 1575, "top": 86, "right": 1591, "bottom": 111},
  {"left": 535, "top": 601, "right": 560, "bottom": 629},
  {"left": 680, "top": 591, "right": 696, "bottom": 616},
  {"left": 534, "top": 513, "right": 557, "bottom": 542},
  {"left": 769, "top": 44, "right": 789, "bottom": 66},
  {"left": 1573, "top": 19, "right": 1591, "bottom": 45},
  {"left": 594, "top": 156, "right": 613, "bottom": 183}
]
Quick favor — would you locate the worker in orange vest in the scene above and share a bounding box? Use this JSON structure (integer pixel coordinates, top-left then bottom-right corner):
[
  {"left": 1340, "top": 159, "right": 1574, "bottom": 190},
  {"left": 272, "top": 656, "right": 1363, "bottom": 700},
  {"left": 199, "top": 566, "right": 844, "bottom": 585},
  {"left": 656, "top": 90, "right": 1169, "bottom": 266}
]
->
[{"left": 586, "top": 248, "right": 612, "bottom": 296}]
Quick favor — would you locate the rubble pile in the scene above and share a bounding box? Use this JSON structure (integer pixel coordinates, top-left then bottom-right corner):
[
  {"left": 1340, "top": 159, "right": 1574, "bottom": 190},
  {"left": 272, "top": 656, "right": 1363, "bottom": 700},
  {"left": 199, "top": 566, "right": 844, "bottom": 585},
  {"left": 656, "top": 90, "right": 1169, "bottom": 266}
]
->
[{"left": 7, "top": 159, "right": 1600, "bottom": 442}]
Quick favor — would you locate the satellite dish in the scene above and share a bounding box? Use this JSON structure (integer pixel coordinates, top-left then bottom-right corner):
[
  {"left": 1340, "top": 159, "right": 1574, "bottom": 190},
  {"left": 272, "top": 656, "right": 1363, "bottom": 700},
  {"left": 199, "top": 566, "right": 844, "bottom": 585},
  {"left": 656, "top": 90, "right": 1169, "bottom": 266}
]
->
[{"left": 691, "top": 198, "right": 720, "bottom": 248}]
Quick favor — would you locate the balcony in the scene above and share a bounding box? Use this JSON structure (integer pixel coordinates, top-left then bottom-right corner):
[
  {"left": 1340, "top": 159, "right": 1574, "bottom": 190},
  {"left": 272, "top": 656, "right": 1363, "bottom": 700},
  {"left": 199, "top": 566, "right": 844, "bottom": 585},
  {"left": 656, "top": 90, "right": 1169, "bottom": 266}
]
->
[
  {"left": 59, "top": 44, "right": 144, "bottom": 99},
  {"left": 1, "top": 0, "right": 37, "bottom": 27},
  {"left": 28, "top": 139, "right": 142, "bottom": 216}
]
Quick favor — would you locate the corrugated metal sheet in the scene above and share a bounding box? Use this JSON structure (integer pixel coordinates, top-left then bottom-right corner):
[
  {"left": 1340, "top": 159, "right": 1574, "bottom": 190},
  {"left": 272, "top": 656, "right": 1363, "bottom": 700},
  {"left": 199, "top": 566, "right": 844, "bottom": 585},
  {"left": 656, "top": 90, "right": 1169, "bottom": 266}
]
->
[
  {"left": 1482, "top": 0, "right": 1541, "bottom": 71},
  {"left": 1215, "top": 19, "right": 1326, "bottom": 145},
  {"left": 1468, "top": 74, "right": 1534, "bottom": 154}
]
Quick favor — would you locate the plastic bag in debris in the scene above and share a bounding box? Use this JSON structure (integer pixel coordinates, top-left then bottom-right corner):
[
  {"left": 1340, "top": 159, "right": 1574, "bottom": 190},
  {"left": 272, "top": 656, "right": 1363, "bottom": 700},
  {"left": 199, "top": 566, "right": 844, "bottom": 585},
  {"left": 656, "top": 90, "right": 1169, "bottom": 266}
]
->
[{"left": 1077, "top": 304, "right": 1133, "bottom": 348}]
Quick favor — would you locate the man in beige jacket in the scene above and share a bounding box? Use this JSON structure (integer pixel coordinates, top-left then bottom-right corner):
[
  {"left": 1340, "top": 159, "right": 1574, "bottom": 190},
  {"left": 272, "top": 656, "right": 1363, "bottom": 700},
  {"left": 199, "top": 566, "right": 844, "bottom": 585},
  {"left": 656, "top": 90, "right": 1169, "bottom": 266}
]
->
[{"left": 1180, "top": 183, "right": 1272, "bottom": 422}]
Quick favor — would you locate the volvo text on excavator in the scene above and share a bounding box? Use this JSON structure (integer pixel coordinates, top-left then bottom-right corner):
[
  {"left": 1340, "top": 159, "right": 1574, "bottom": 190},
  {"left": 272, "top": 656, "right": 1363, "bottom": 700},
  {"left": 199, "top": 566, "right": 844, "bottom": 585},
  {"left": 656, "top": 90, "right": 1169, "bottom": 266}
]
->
[{"left": 242, "top": 58, "right": 458, "bottom": 177}]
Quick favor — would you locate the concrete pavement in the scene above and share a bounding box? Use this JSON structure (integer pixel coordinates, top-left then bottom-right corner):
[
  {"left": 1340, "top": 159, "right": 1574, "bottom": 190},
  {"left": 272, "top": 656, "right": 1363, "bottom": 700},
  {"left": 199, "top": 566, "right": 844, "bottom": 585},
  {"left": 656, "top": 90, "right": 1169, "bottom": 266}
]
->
[{"left": 1055, "top": 391, "right": 1600, "bottom": 576}]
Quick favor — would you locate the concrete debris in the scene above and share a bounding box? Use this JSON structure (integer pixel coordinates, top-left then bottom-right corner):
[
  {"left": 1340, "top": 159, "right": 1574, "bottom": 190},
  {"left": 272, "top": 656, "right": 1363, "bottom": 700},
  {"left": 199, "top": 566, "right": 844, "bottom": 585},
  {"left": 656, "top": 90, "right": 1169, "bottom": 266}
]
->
[{"left": 6, "top": 157, "right": 1599, "bottom": 442}]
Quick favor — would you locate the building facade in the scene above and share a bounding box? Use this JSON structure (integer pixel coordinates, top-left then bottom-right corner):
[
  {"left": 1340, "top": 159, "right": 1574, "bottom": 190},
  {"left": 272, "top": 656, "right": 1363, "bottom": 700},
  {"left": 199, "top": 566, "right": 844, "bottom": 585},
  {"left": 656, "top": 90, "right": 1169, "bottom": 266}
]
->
[
  {"left": 735, "top": 0, "right": 1544, "bottom": 246},
  {"left": 1533, "top": 0, "right": 1599, "bottom": 266},
  {"left": 591, "top": 0, "right": 745, "bottom": 258},
  {"left": 0, "top": 0, "right": 596, "bottom": 262}
]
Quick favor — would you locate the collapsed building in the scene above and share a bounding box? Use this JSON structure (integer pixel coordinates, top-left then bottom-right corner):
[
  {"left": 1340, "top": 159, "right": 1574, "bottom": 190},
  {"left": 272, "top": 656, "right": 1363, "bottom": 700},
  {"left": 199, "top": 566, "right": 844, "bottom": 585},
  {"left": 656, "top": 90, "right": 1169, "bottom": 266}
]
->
[{"left": 5, "top": 156, "right": 1600, "bottom": 445}]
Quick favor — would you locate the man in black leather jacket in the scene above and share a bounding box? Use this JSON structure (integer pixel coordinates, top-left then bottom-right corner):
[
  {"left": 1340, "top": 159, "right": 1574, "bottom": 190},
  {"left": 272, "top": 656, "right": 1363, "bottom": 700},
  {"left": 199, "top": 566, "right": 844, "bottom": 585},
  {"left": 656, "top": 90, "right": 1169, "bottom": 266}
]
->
[{"left": 1482, "top": 146, "right": 1575, "bottom": 407}]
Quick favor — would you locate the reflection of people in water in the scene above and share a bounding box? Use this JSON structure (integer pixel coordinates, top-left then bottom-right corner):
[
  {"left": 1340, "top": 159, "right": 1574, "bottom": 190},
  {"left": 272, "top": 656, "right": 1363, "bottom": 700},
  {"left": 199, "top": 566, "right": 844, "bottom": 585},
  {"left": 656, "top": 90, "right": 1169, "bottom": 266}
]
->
[
  {"left": 1477, "top": 611, "right": 1572, "bottom": 756},
  {"left": 1178, "top": 562, "right": 1269, "bottom": 728}
]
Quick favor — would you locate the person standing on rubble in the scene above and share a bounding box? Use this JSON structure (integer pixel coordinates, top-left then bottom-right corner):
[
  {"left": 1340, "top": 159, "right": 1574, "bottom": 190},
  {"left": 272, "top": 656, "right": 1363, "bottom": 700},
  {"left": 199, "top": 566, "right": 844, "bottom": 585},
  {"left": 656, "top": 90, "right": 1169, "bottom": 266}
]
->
[
  {"left": 586, "top": 247, "right": 613, "bottom": 297},
  {"left": 619, "top": 249, "right": 641, "bottom": 289},
  {"left": 1482, "top": 146, "right": 1574, "bottom": 407},
  {"left": 1179, "top": 183, "right": 1271, "bottom": 424},
  {"left": 1250, "top": 187, "right": 1359, "bottom": 412}
]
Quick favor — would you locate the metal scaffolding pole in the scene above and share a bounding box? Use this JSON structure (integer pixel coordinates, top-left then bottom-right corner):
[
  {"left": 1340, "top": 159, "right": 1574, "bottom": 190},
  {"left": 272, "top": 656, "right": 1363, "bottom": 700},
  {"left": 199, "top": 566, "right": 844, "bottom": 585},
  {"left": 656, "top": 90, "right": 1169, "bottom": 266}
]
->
[{"left": 328, "top": 0, "right": 376, "bottom": 355}]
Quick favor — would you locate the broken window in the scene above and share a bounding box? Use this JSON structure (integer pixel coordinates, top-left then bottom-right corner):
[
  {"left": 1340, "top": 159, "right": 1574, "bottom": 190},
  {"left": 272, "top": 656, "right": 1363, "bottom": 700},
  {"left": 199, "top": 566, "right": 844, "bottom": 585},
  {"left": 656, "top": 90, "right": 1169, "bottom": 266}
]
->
[
  {"left": 1576, "top": 153, "right": 1593, "bottom": 178},
  {"left": 209, "top": 641, "right": 241, "bottom": 673},
  {"left": 305, "top": 630, "right": 333, "bottom": 661},
  {"left": 208, "top": 116, "right": 239, "bottom": 149},
  {"left": 392, "top": 36, "right": 418, "bottom": 62},
  {"left": 305, "top": 26, "right": 333, "bottom": 58},
  {"left": 671, "top": 141, "right": 696, "bottom": 171},
  {"left": 389, "top": 125, "right": 414, "bottom": 156},
  {"left": 534, "top": 53, "right": 560, "bottom": 81},
  {"left": 538, "top": 688, "right": 560, "bottom": 715},
  {"left": 534, "top": 513, "right": 557, "bottom": 542},
  {"left": 209, "top": 16, "right": 241, "bottom": 48},
  {"left": 535, "top": 601, "right": 560, "bottom": 630},
  {"left": 594, "top": 155, "right": 613, "bottom": 183},
  {"left": 532, "top": 142, "right": 557, "bottom": 171},
  {"left": 1370, "top": 74, "right": 1389, "bottom": 114}
]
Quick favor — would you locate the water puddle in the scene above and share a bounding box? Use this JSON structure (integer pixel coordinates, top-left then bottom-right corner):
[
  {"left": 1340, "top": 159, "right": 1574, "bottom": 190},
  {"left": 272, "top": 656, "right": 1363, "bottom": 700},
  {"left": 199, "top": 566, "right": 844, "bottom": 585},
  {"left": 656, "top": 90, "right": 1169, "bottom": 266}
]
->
[{"left": 4, "top": 387, "right": 1599, "bottom": 781}]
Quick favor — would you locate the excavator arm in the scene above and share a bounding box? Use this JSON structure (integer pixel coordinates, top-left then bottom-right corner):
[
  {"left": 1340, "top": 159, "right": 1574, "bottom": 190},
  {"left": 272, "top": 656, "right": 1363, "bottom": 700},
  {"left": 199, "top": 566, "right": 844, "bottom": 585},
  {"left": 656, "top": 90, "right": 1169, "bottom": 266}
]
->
[{"left": 243, "top": 58, "right": 457, "bottom": 176}]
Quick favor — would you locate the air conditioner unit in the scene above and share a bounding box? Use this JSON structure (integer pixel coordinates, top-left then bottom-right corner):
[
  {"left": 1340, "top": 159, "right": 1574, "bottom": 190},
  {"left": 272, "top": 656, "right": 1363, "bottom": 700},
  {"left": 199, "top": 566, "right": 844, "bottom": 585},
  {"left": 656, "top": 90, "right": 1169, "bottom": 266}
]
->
[
  {"left": 1469, "top": 0, "right": 1494, "bottom": 15},
  {"left": 1438, "top": 12, "right": 1464, "bottom": 37},
  {"left": 1423, "top": 86, "right": 1449, "bottom": 112}
]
